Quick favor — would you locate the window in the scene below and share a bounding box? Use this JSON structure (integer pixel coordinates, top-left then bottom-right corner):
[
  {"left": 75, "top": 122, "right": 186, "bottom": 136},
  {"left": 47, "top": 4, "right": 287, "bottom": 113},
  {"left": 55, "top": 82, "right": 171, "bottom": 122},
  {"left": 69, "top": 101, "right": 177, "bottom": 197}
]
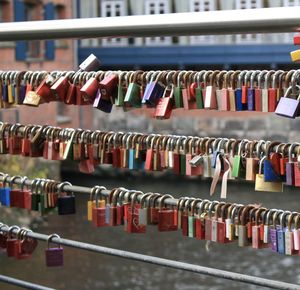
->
[
  {"left": 0, "top": 1, "right": 10, "bottom": 22},
  {"left": 54, "top": 4, "right": 68, "bottom": 48},
  {"left": 144, "top": 0, "right": 171, "bottom": 46},
  {"left": 25, "top": 3, "right": 41, "bottom": 59},
  {"left": 80, "top": 0, "right": 99, "bottom": 47},
  {"left": 189, "top": 0, "right": 217, "bottom": 45},
  {"left": 101, "top": 0, "right": 127, "bottom": 46},
  {"left": 235, "top": 0, "right": 263, "bottom": 43},
  {"left": 14, "top": 0, "right": 55, "bottom": 61},
  {"left": 282, "top": 0, "right": 300, "bottom": 43}
]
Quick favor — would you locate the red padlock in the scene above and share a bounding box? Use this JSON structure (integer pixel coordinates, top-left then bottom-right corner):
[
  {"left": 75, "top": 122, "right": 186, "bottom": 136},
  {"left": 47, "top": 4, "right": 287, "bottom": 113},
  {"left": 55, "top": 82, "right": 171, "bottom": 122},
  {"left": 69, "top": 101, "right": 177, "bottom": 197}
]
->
[
  {"left": 50, "top": 74, "right": 71, "bottom": 102},
  {"left": 127, "top": 192, "right": 146, "bottom": 234},
  {"left": 6, "top": 226, "right": 20, "bottom": 257},
  {"left": 91, "top": 186, "right": 107, "bottom": 227},
  {"left": 158, "top": 195, "right": 177, "bottom": 232},
  {"left": 99, "top": 74, "right": 118, "bottom": 102}
]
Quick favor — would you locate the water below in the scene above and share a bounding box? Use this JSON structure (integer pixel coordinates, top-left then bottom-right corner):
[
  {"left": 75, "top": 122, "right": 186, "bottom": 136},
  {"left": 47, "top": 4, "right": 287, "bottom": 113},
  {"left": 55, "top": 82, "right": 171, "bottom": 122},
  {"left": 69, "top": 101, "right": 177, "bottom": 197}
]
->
[{"left": 1, "top": 171, "right": 300, "bottom": 290}]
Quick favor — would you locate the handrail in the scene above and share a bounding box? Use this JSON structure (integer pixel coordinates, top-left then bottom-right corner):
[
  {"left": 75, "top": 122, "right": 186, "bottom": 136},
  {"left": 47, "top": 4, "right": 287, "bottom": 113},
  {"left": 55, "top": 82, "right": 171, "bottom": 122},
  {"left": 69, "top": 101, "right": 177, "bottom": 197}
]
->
[{"left": 0, "top": 7, "right": 299, "bottom": 41}]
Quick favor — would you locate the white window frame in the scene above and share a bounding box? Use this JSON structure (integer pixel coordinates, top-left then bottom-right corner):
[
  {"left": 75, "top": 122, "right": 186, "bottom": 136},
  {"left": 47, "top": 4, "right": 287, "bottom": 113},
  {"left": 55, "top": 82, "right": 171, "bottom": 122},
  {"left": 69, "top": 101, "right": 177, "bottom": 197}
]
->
[
  {"left": 101, "top": 0, "right": 128, "bottom": 46},
  {"left": 189, "top": 0, "right": 217, "bottom": 45},
  {"left": 235, "top": 0, "right": 263, "bottom": 44},
  {"left": 144, "top": 0, "right": 172, "bottom": 46},
  {"left": 282, "top": 0, "right": 300, "bottom": 43},
  {"left": 80, "top": 0, "right": 98, "bottom": 47}
]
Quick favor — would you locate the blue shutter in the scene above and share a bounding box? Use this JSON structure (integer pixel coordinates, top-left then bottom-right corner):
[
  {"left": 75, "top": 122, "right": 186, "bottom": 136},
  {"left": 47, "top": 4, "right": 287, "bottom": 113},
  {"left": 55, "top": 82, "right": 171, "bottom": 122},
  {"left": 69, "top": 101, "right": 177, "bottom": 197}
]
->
[
  {"left": 44, "top": 3, "right": 55, "bottom": 60},
  {"left": 14, "top": 0, "right": 26, "bottom": 61}
]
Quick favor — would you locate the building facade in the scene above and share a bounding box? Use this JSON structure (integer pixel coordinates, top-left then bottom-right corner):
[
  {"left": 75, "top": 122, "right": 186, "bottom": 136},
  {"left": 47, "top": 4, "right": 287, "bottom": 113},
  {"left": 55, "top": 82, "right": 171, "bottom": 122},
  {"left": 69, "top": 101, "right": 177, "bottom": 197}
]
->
[
  {"left": 78, "top": 0, "right": 298, "bottom": 69},
  {"left": 0, "top": 0, "right": 92, "bottom": 130}
]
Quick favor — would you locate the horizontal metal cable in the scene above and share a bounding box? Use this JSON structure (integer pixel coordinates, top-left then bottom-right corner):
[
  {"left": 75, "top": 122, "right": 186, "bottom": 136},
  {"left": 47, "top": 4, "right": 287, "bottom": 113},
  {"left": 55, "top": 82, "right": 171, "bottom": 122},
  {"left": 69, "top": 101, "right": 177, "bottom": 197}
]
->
[
  {"left": 0, "top": 174, "right": 295, "bottom": 224},
  {"left": 0, "top": 274, "right": 55, "bottom": 290},
  {"left": 1, "top": 121, "right": 299, "bottom": 156},
  {"left": 0, "top": 225, "right": 299, "bottom": 290},
  {"left": 0, "top": 7, "right": 299, "bottom": 41}
]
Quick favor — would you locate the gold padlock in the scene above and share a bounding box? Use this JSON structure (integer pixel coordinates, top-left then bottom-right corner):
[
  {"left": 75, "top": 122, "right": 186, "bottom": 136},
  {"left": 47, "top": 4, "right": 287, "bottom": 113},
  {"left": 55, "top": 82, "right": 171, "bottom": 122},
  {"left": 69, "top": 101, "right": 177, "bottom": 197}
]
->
[{"left": 255, "top": 156, "right": 283, "bottom": 192}]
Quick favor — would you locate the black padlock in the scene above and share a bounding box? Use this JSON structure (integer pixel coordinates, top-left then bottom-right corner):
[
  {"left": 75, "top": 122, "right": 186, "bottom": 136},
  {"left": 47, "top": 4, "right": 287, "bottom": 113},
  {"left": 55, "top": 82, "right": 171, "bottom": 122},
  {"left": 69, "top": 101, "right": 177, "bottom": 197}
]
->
[{"left": 57, "top": 182, "right": 76, "bottom": 215}]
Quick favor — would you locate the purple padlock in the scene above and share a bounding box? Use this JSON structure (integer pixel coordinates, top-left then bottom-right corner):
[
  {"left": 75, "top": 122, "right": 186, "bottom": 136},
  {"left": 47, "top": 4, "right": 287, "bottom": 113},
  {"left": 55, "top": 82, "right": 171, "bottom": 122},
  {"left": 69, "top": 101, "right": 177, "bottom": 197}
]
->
[
  {"left": 93, "top": 89, "right": 113, "bottom": 113},
  {"left": 275, "top": 86, "right": 300, "bottom": 118},
  {"left": 247, "top": 88, "right": 255, "bottom": 111},
  {"left": 45, "top": 234, "right": 64, "bottom": 267},
  {"left": 142, "top": 81, "right": 164, "bottom": 107}
]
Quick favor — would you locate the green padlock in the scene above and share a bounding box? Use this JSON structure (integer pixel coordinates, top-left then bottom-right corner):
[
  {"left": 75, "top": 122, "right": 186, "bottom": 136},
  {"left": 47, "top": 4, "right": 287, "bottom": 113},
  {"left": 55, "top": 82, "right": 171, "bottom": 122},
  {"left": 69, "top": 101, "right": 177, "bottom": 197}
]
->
[
  {"left": 174, "top": 71, "right": 186, "bottom": 108},
  {"left": 115, "top": 72, "right": 126, "bottom": 107},
  {"left": 232, "top": 139, "right": 248, "bottom": 178},
  {"left": 31, "top": 179, "right": 41, "bottom": 211},
  {"left": 124, "top": 72, "right": 142, "bottom": 108}
]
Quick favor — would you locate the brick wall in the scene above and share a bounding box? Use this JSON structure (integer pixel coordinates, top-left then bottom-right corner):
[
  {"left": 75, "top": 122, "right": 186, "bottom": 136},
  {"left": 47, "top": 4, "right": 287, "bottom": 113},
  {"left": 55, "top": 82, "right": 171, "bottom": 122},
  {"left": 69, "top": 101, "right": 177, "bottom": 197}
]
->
[{"left": 0, "top": 0, "right": 94, "bottom": 130}]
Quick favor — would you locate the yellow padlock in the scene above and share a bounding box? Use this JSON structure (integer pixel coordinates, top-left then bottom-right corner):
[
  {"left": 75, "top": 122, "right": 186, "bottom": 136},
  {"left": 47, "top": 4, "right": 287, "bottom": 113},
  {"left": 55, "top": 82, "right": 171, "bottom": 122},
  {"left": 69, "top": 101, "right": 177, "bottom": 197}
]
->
[{"left": 290, "top": 49, "right": 300, "bottom": 62}]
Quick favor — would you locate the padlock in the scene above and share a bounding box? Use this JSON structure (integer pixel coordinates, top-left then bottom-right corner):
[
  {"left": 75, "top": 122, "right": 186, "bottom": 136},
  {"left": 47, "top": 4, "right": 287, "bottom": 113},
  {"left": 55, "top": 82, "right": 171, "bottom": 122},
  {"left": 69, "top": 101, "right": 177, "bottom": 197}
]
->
[
  {"left": 99, "top": 73, "right": 118, "bottom": 102},
  {"left": 87, "top": 186, "right": 98, "bottom": 221},
  {"left": 18, "top": 229, "right": 38, "bottom": 256},
  {"left": 235, "top": 71, "right": 247, "bottom": 111},
  {"left": 80, "top": 72, "right": 100, "bottom": 102},
  {"left": 255, "top": 157, "right": 283, "bottom": 192},
  {"left": 181, "top": 199, "right": 194, "bottom": 237},
  {"left": 16, "top": 229, "right": 32, "bottom": 260},
  {"left": 9, "top": 175, "right": 22, "bottom": 208},
  {"left": 188, "top": 199, "right": 201, "bottom": 238},
  {"left": 124, "top": 71, "right": 142, "bottom": 108},
  {"left": 285, "top": 212, "right": 297, "bottom": 255},
  {"left": 293, "top": 214, "right": 300, "bottom": 254},
  {"left": 255, "top": 71, "right": 268, "bottom": 112},
  {"left": 36, "top": 73, "right": 56, "bottom": 102},
  {"left": 45, "top": 234, "right": 64, "bottom": 267},
  {"left": 238, "top": 205, "right": 254, "bottom": 247},
  {"left": 158, "top": 194, "right": 177, "bottom": 232},
  {"left": 154, "top": 85, "right": 174, "bottom": 119},
  {"left": 264, "top": 141, "right": 282, "bottom": 182},
  {"left": 194, "top": 200, "right": 208, "bottom": 240},
  {"left": 252, "top": 208, "right": 267, "bottom": 249},
  {"left": 50, "top": 74, "right": 70, "bottom": 102},
  {"left": 138, "top": 193, "right": 152, "bottom": 227},
  {"left": 205, "top": 201, "right": 218, "bottom": 241},
  {"left": 23, "top": 72, "right": 41, "bottom": 106},
  {"left": 149, "top": 194, "right": 161, "bottom": 225},
  {"left": 290, "top": 49, "right": 300, "bottom": 62},
  {"left": 286, "top": 143, "right": 299, "bottom": 186},
  {"left": 232, "top": 139, "right": 247, "bottom": 179},
  {"left": 8, "top": 124, "right": 22, "bottom": 155},
  {"left": 186, "top": 138, "right": 203, "bottom": 176},
  {"left": 92, "top": 186, "right": 107, "bottom": 227},
  {"left": 0, "top": 224, "right": 8, "bottom": 249},
  {"left": 18, "top": 176, "right": 32, "bottom": 210},
  {"left": 245, "top": 141, "right": 259, "bottom": 181},
  {"left": 173, "top": 71, "right": 184, "bottom": 108},
  {"left": 275, "top": 86, "right": 300, "bottom": 118},
  {"left": 57, "top": 182, "right": 76, "bottom": 215},
  {"left": 204, "top": 71, "right": 218, "bottom": 110},
  {"left": 6, "top": 226, "right": 20, "bottom": 257},
  {"left": 93, "top": 89, "right": 113, "bottom": 113},
  {"left": 143, "top": 72, "right": 164, "bottom": 107},
  {"left": 182, "top": 72, "right": 197, "bottom": 110},
  {"left": 269, "top": 210, "right": 283, "bottom": 252},
  {"left": 0, "top": 174, "right": 11, "bottom": 206},
  {"left": 78, "top": 53, "right": 101, "bottom": 71},
  {"left": 277, "top": 211, "right": 290, "bottom": 255},
  {"left": 127, "top": 192, "right": 146, "bottom": 234},
  {"left": 211, "top": 202, "right": 225, "bottom": 242},
  {"left": 268, "top": 70, "right": 283, "bottom": 112},
  {"left": 247, "top": 71, "right": 260, "bottom": 111}
]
